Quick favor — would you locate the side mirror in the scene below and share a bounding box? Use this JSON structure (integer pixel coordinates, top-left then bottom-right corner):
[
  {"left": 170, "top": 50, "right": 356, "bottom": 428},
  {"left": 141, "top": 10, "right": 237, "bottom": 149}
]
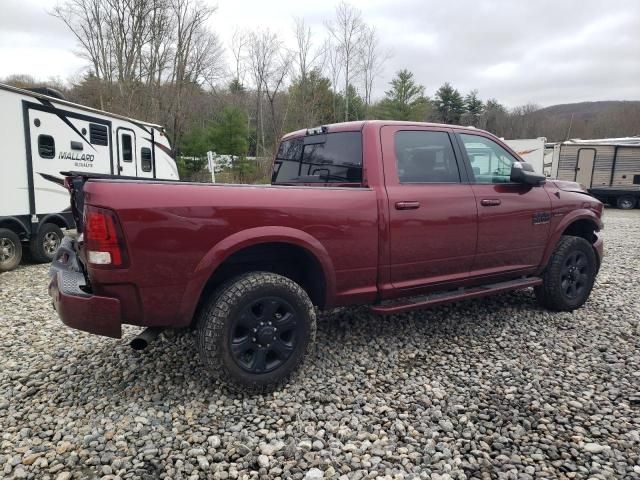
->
[{"left": 510, "top": 161, "right": 546, "bottom": 186}]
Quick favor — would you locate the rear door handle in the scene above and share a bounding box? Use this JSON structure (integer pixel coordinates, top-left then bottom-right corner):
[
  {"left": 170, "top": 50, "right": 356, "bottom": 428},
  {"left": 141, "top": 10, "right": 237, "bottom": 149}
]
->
[
  {"left": 395, "top": 201, "right": 421, "bottom": 210},
  {"left": 481, "top": 199, "right": 502, "bottom": 206}
]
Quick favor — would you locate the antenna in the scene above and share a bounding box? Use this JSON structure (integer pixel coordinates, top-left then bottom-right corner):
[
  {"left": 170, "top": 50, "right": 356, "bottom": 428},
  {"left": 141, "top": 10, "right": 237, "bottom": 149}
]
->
[{"left": 565, "top": 113, "right": 574, "bottom": 141}]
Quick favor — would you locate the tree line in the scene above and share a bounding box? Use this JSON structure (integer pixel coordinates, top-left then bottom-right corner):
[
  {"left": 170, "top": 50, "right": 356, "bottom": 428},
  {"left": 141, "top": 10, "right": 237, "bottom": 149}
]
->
[{"left": 4, "top": 0, "right": 639, "bottom": 181}]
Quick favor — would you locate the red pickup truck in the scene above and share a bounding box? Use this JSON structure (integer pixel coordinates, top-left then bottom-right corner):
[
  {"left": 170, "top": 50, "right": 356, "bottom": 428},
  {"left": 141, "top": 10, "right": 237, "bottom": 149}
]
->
[{"left": 49, "top": 121, "right": 604, "bottom": 391}]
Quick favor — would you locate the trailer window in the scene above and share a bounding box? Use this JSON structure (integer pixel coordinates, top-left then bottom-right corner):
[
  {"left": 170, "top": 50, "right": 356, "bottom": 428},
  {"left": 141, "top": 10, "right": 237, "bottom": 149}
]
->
[
  {"left": 272, "top": 131, "right": 362, "bottom": 184},
  {"left": 38, "top": 135, "right": 55, "bottom": 159},
  {"left": 89, "top": 124, "right": 109, "bottom": 146},
  {"left": 141, "top": 147, "right": 152, "bottom": 172},
  {"left": 121, "top": 134, "right": 133, "bottom": 162}
]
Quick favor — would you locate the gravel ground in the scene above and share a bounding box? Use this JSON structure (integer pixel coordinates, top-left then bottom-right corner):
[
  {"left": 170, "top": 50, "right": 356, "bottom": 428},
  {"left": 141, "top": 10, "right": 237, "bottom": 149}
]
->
[{"left": 1, "top": 208, "right": 639, "bottom": 480}]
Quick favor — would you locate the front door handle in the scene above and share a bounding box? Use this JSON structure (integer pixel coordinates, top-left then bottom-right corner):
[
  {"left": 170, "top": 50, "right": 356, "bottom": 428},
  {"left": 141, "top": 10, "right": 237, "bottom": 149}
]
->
[
  {"left": 395, "top": 201, "right": 421, "bottom": 210},
  {"left": 481, "top": 199, "right": 502, "bottom": 206}
]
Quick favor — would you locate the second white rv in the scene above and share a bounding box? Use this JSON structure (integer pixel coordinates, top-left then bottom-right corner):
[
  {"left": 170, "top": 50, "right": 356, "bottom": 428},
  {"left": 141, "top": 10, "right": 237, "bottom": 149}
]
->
[
  {"left": 550, "top": 137, "right": 640, "bottom": 209},
  {"left": 0, "top": 83, "right": 179, "bottom": 272}
]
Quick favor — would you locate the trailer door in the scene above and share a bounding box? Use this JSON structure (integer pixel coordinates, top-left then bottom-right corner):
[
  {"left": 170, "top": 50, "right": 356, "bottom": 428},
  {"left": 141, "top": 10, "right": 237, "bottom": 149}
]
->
[
  {"left": 117, "top": 128, "right": 137, "bottom": 176},
  {"left": 575, "top": 148, "right": 595, "bottom": 187}
]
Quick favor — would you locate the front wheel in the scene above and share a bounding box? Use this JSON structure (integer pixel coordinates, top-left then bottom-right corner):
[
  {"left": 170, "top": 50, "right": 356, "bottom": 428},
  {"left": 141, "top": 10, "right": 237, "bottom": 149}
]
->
[
  {"left": 535, "top": 235, "right": 597, "bottom": 311},
  {"left": 197, "top": 272, "right": 316, "bottom": 393},
  {"left": 29, "top": 223, "right": 64, "bottom": 263}
]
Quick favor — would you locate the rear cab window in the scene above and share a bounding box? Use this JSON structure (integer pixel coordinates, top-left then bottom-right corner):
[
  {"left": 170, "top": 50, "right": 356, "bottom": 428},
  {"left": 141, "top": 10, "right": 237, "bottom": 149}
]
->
[{"left": 272, "top": 131, "right": 363, "bottom": 186}]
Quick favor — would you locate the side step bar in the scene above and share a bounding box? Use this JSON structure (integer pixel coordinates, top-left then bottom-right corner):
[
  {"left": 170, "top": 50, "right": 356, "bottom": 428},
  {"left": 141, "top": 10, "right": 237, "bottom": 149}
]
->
[{"left": 370, "top": 277, "right": 542, "bottom": 315}]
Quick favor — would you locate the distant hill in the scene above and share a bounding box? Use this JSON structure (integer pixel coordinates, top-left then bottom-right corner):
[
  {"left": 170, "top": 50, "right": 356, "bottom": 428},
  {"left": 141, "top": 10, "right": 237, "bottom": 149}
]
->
[
  {"left": 529, "top": 101, "right": 640, "bottom": 141},
  {"left": 537, "top": 100, "right": 640, "bottom": 118}
]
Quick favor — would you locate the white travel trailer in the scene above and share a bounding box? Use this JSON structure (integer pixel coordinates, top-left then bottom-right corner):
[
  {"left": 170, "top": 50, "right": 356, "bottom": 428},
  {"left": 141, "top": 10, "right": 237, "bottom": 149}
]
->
[
  {"left": 0, "top": 83, "right": 179, "bottom": 271},
  {"left": 550, "top": 137, "right": 640, "bottom": 209},
  {"left": 503, "top": 137, "right": 548, "bottom": 175}
]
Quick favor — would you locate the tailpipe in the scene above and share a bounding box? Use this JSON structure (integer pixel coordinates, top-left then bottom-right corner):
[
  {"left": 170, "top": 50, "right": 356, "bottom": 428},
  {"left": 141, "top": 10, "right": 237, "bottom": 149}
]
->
[{"left": 130, "top": 327, "right": 162, "bottom": 351}]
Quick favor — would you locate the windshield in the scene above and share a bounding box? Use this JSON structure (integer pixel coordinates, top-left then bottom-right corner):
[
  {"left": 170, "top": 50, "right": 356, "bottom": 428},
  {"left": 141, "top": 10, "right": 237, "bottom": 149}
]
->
[{"left": 272, "top": 131, "right": 363, "bottom": 185}]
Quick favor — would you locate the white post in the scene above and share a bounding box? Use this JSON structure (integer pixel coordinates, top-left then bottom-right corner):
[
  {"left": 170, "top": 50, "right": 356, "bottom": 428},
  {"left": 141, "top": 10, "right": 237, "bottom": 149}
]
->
[{"left": 207, "top": 151, "right": 216, "bottom": 183}]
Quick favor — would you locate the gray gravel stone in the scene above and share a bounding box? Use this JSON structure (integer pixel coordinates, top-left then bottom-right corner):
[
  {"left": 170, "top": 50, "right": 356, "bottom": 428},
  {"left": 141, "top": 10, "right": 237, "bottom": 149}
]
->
[
  {"left": 304, "top": 467, "right": 323, "bottom": 479},
  {"left": 1, "top": 209, "right": 640, "bottom": 479},
  {"left": 257, "top": 454, "right": 269, "bottom": 468}
]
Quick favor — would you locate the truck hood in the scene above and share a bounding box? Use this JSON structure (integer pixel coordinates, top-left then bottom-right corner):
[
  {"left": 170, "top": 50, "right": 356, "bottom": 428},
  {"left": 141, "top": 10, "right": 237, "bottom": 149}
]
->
[{"left": 546, "top": 179, "right": 590, "bottom": 195}]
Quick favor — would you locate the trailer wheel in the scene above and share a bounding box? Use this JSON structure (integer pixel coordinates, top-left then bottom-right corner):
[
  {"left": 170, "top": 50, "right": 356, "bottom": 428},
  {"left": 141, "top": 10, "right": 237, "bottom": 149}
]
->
[
  {"left": 29, "top": 223, "right": 64, "bottom": 263},
  {"left": 197, "top": 272, "right": 316, "bottom": 393},
  {"left": 616, "top": 195, "right": 636, "bottom": 210},
  {"left": 0, "top": 228, "right": 22, "bottom": 272}
]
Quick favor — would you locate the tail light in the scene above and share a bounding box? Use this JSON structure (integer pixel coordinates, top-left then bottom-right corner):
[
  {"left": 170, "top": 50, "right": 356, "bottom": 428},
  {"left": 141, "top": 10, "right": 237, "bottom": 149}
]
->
[{"left": 84, "top": 206, "right": 128, "bottom": 267}]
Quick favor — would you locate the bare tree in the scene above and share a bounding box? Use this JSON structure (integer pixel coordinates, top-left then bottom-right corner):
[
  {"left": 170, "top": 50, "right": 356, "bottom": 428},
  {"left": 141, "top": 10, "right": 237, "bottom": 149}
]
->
[
  {"left": 359, "top": 25, "right": 389, "bottom": 115},
  {"left": 292, "top": 18, "right": 326, "bottom": 125},
  {"left": 230, "top": 29, "right": 249, "bottom": 89},
  {"left": 263, "top": 51, "right": 292, "bottom": 152},
  {"left": 326, "top": 40, "right": 343, "bottom": 122},
  {"left": 325, "top": 1, "right": 364, "bottom": 121},
  {"left": 248, "top": 29, "right": 288, "bottom": 156},
  {"left": 53, "top": 0, "right": 223, "bottom": 150}
]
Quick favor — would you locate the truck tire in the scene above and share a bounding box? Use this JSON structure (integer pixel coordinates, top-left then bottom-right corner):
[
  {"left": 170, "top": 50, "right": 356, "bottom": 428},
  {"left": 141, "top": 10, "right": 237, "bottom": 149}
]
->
[
  {"left": 0, "top": 228, "right": 22, "bottom": 272},
  {"left": 197, "top": 272, "right": 316, "bottom": 393},
  {"left": 616, "top": 195, "right": 636, "bottom": 210},
  {"left": 29, "top": 223, "right": 64, "bottom": 263},
  {"left": 535, "top": 235, "right": 597, "bottom": 312}
]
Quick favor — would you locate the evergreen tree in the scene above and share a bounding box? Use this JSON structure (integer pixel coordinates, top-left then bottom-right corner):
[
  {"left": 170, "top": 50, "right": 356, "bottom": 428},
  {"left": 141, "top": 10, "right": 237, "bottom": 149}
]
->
[
  {"left": 336, "top": 84, "right": 366, "bottom": 121},
  {"left": 287, "top": 69, "right": 336, "bottom": 128},
  {"left": 375, "top": 69, "right": 428, "bottom": 121},
  {"left": 433, "top": 82, "right": 465, "bottom": 124},
  {"left": 461, "top": 89, "right": 485, "bottom": 126},
  {"left": 465, "top": 90, "right": 484, "bottom": 115},
  {"left": 210, "top": 106, "right": 249, "bottom": 156}
]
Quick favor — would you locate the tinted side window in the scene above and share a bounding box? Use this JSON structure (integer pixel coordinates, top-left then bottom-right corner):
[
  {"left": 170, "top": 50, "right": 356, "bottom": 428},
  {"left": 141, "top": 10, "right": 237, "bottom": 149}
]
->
[
  {"left": 89, "top": 123, "right": 109, "bottom": 146},
  {"left": 272, "top": 132, "right": 362, "bottom": 184},
  {"left": 395, "top": 131, "right": 460, "bottom": 183},
  {"left": 38, "top": 135, "right": 55, "bottom": 159},
  {"left": 121, "top": 134, "right": 133, "bottom": 162},
  {"left": 459, "top": 134, "right": 517, "bottom": 184},
  {"left": 141, "top": 147, "right": 152, "bottom": 172}
]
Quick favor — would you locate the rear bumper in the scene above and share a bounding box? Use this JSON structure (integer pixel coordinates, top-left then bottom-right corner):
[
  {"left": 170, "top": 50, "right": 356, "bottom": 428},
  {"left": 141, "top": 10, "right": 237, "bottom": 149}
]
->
[{"left": 48, "top": 237, "right": 122, "bottom": 338}]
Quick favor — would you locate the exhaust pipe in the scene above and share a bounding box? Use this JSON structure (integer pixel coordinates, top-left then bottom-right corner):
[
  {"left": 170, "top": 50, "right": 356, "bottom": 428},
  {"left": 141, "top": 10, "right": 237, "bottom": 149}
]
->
[{"left": 130, "top": 327, "right": 162, "bottom": 351}]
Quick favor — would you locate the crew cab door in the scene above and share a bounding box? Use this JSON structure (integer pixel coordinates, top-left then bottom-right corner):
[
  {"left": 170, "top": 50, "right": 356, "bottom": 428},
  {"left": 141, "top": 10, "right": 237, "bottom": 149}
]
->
[
  {"left": 455, "top": 131, "right": 551, "bottom": 276},
  {"left": 382, "top": 126, "right": 478, "bottom": 290}
]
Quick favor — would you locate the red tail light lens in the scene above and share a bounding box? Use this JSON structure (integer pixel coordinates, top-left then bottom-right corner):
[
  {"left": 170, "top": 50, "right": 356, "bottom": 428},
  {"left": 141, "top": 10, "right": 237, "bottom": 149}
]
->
[{"left": 84, "top": 206, "right": 127, "bottom": 267}]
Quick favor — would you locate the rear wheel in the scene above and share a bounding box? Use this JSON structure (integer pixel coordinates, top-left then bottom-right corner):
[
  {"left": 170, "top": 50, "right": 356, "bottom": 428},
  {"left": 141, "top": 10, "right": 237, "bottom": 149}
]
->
[
  {"left": 616, "top": 195, "right": 636, "bottom": 210},
  {"left": 29, "top": 223, "right": 63, "bottom": 263},
  {"left": 0, "top": 229, "right": 22, "bottom": 272},
  {"left": 197, "top": 272, "right": 316, "bottom": 393},
  {"left": 535, "top": 235, "right": 597, "bottom": 311}
]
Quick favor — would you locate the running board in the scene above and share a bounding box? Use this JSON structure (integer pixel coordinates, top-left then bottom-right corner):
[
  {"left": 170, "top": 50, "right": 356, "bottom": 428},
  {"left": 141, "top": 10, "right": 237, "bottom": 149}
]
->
[{"left": 370, "top": 277, "right": 542, "bottom": 315}]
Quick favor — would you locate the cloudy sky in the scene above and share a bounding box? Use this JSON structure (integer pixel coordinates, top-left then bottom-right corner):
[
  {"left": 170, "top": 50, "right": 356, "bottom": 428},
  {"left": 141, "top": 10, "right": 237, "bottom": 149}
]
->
[{"left": 1, "top": 0, "right": 639, "bottom": 107}]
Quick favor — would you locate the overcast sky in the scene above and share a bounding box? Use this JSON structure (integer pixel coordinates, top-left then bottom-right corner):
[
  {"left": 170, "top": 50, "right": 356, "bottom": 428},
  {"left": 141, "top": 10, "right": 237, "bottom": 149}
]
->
[{"left": 1, "top": 0, "right": 638, "bottom": 107}]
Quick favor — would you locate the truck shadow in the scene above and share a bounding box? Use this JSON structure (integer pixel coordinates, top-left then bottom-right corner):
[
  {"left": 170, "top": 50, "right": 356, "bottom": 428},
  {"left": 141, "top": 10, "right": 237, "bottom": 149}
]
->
[{"left": 54, "top": 288, "right": 561, "bottom": 405}]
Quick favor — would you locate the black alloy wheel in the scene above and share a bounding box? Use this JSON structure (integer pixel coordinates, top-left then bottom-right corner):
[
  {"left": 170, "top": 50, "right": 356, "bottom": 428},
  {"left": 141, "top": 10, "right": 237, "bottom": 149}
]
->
[
  {"left": 560, "top": 251, "right": 589, "bottom": 300},
  {"left": 197, "top": 272, "right": 316, "bottom": 393},
  {"left": 535, "top": 235, "right": 597, "bottom": 311},
  {"left": 229, "top": 296, "right": 300, "bottom": 374}
]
